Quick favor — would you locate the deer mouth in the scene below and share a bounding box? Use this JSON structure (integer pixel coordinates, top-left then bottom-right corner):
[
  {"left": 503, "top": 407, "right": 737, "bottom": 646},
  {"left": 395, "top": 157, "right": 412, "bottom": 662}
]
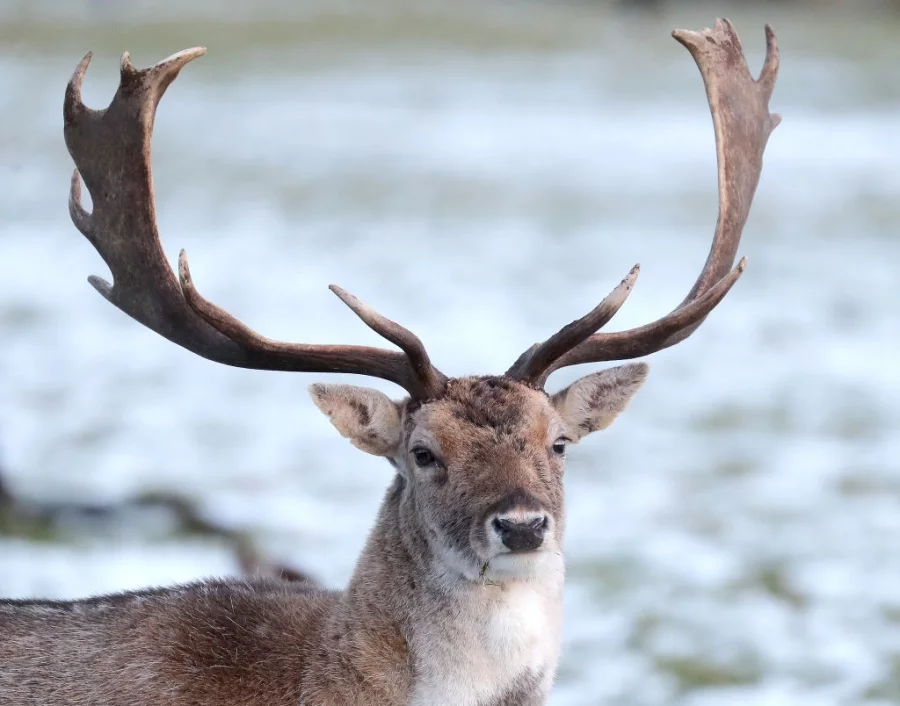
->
[{"left": 477, "top": 547, "right": 563, "bottom": 584}]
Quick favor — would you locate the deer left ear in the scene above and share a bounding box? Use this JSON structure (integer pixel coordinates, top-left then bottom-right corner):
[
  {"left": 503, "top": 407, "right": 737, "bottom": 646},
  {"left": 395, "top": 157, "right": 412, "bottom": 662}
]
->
[
  {"left": 551, "top": 362, "right": 649, "bottom": 442},
  {"left": 308, "top": 383, "right": 402, "bottom": 457}
]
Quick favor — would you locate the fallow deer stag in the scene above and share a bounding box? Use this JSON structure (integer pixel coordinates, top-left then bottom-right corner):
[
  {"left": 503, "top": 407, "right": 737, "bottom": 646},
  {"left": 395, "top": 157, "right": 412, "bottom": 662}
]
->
[{"left": 0, "top": 19, "right": 779, "bottom": 706}]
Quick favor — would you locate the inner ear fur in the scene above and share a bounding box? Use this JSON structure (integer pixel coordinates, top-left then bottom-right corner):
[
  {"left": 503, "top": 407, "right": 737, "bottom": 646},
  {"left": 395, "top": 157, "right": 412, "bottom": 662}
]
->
[
  {"left": 551, "top": 362, "right": 649, "bottom": 442},
  {"left": 308, "top": 383, "right": 402, "bottom": 457}
]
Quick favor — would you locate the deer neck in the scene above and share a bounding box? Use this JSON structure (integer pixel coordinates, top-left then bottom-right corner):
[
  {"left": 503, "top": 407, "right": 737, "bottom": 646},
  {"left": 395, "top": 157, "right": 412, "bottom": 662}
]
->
[{"left": 334, "top": 476, "right": 565, "bottom": 706}]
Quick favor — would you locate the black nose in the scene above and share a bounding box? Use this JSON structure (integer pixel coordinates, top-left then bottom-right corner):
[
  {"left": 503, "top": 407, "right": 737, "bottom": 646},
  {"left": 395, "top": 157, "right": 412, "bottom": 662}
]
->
[{"left": 492, "top": 516, "right": 548, "bottom": 552}]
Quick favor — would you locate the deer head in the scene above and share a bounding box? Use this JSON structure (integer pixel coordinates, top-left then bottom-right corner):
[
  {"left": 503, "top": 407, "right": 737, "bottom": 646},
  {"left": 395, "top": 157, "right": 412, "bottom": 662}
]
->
[
  {"left": 308, "top": 364, "right": 648, "bottom": 581},
  {"left": 63, "top": 20, "right": 780, "bottom": 585}
]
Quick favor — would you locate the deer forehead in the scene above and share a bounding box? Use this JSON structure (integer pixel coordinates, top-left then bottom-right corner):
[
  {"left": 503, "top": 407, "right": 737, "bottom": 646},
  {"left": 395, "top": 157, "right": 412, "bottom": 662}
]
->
[{"left": 405, "top": 377, "right": 561, "bottom": 458}]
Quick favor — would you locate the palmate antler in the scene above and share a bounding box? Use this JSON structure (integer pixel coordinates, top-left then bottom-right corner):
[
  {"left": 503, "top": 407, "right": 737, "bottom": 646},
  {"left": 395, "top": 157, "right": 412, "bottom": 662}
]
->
[
  {"left": 63, "top": 49, "right": 446, "bottom": 400},
  {"left": 64, "top": 20, "right": 779, "bottom": 397},
  {"left": 508, "top": 20, "right": 780, "bottom": 385}
]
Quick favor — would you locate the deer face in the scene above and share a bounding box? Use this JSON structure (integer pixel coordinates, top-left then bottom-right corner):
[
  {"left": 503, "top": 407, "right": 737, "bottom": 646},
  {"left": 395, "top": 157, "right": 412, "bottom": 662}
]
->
[{"left": 310, "top": 362, "right": 647, "bottom": 583}]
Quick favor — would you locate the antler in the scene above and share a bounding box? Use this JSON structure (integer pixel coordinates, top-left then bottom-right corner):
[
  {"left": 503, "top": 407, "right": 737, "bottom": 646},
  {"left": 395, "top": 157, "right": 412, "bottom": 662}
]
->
[
  {"left": 508, "top": 19, "right": 780, "bottom": 386},
  {"left": 64, "top": 48, "right": 446, "bottom": 399}
]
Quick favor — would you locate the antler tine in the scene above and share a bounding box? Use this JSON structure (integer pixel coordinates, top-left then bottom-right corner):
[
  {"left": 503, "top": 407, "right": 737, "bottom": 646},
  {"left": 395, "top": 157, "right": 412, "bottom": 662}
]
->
[
  {"left": 533, "top": 257, "right": 746, "bottom": 387},
  {"left": 328, "top": 285, "right": 448, "bottom": 398},
  {"left": 510, "top": 19, "right": 780, "bottom": 384},
  {"left": 507, "top": 264, "right": 640, "bottom": 381},
  {"left": 64, "top": 49, "right": 445, "bottom": 400}
]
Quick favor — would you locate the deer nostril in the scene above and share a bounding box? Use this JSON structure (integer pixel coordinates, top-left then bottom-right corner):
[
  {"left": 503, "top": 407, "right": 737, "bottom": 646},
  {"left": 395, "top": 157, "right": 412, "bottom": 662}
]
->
[
  {"left": 527, "top": 516, "right": 549, "bottom": 531},
  {"left": 491, "top": 515, "right": 548, "bottom": 552},
  {"left": 493, "top": 517, "right": 513, "bottom": 533}
]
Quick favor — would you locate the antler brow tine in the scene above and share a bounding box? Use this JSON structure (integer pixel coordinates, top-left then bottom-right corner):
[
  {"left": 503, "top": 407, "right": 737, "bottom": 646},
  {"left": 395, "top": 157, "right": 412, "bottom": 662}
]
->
[{"left": 506, "top": 264, "right": 640, "bottom": 381}]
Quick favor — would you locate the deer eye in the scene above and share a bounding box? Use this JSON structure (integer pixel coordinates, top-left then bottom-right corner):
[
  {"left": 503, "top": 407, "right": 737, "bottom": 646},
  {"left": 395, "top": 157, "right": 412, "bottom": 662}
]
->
[
  {"left": 412, "top": 447, "right": 436, "bottom": 468},
  {"left": 551, "top": 438, "right": 567, "bottom": 456}
]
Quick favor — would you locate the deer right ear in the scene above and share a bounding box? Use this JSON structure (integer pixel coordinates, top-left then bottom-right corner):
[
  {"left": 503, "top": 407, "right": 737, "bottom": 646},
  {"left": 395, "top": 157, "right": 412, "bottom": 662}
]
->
[
  {"left": 308, "top": 383, "right": 402, "bottom": 457},
  {"left": 551, "top": 362, "right": 649, "bottom": 442}
]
